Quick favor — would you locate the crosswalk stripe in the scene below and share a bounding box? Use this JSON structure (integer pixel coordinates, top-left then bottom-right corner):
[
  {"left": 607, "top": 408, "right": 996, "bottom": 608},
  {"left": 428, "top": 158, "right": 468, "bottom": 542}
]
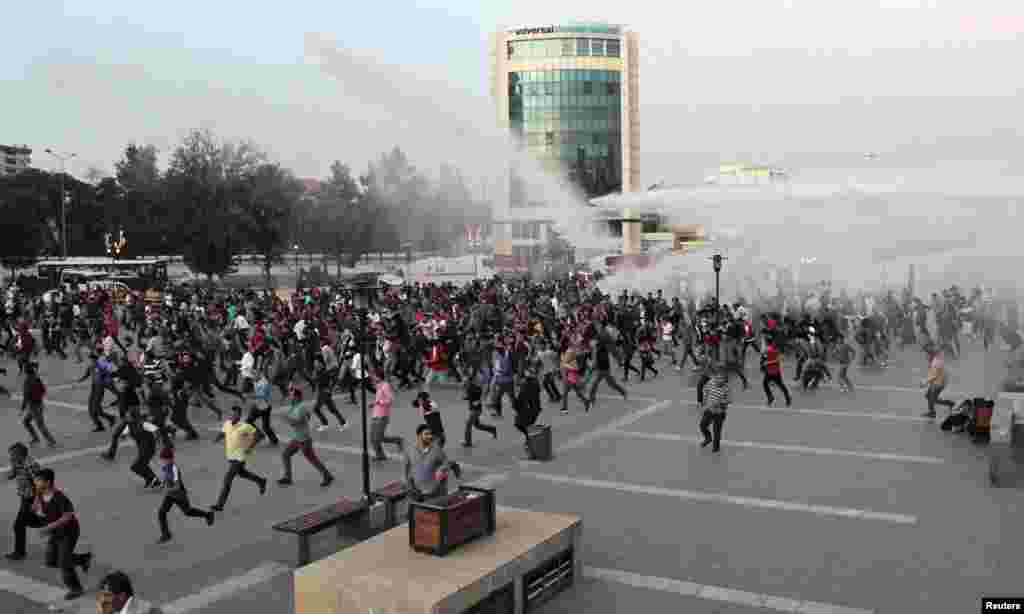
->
[
  {"left": 610, "top": 430, "right": 946, "bottom": 463},
  {"left": 586, "top": 567, "right": 874, "bottom": 614},
  {"left": 0, "top": 569, "right": 154, "bottom": 613},
  {"left": 161, "top": 562, "right": 291, "bottom": 614},
  {"left": 0, "top": 443, "right": 134, "bottom": 474},
  {"left": 731, "top": 403, "right": 934, "bottom": 422},
  {"left": 314, "top": 442, "right": 494, "bottom": 474},
  {"left": 521, "top": 471, "right": 917, "bottom": 524},
  {"left": 556, "top": 400, "right": 672, "bottom": 453}
]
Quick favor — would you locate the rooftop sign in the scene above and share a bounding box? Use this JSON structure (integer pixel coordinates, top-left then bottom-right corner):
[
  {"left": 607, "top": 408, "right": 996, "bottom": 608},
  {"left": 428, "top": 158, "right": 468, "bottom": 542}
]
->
[{"left": 509, "top": 24, "right": 622, "bottom": 36}]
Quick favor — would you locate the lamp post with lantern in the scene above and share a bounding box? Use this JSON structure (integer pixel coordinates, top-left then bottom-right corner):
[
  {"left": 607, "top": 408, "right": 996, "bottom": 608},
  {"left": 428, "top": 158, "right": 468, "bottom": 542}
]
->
[
  {"left": 710, "top": 253, "right": 726, "bottom": 360},
  {"left": 105, "top": 229, "right": 127, "bottom": 260},
  {"left": 350, "top": 276, "right": 380, "bottom": 502}
]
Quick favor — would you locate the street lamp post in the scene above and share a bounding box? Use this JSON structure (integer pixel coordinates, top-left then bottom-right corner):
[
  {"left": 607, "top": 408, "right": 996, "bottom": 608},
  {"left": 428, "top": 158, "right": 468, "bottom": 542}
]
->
[
  {"left": 105, "top": 229, "right": 127, "bottom": 260},
  {"left": 45, "top": 149, "right": 76, "bottom": 258},
  {"left": 352, "top": 278, "right": 380, "bottom": 502},
  {"left": 293, "top": 244, "right": 300, "bottom": 287},
  {"left": 710, "top": 253, "right": 726, "bottom": 360}
]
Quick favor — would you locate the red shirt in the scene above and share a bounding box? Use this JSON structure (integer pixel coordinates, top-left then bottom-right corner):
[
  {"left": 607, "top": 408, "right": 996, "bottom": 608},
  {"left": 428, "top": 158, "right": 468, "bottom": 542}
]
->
[{"left": 764, "top": 345, "right": 782, "bottom": 376}]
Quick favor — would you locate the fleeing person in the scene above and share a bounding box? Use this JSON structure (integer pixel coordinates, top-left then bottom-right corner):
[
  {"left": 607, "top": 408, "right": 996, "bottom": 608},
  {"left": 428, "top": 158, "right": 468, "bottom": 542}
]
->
[
  {"left": 760, "top": 340, "right": 791, "bottom": 408},
  {"left": 461, "top": 375, "right": 497, "bottom": 448},
  {"left": 21, "top": 362, "right": 57, "bottom": 447},
  {"left": 129, "top": 415, "right": 161, "bottom": 489},
  {"left": 369, "top": 368, "right": 404, "bottom": 461},
  {"left": 156, "top": 447, "right": 214, "bottom": 544},
  {"left": 211, "top": 405, "right": 267, "bottom": 511},
  {"left": 102, "top": 359, "right": 145, "bottom": 461},
  {"left": 699, "top": 365, "right": 731, "bottom": 453},
  {"left": 414, "top": 391, "right": 446, "bottom": 447},
  {"left": 278, "top": 386, "right": 334, "bottom": 488},
  {"left": 922, "top": 342, "right": 955, "bottom": 418},
  {"left": 5, "top": 442, "right": 41, "bottom": 561},
  {"left": 248, "top": 374, "right": 279, "bottom": 445},
  {"left": 30, "top": 468, "right": 93, "bottom": 601},
  {"left": 588, "top": 328, "right": 628, "bottom": 407}
]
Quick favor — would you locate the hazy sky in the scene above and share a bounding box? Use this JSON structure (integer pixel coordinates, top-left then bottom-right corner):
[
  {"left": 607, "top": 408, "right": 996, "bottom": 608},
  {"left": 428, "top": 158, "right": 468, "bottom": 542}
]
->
[{"left": 4, "top": 0, "right": 1022, "bottom": 182}]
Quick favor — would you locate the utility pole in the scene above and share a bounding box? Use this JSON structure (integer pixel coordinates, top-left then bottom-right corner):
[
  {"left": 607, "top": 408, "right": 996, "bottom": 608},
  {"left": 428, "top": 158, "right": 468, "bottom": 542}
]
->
[{"left": 45, "top": 149, "right": 76, "bottom": 258}]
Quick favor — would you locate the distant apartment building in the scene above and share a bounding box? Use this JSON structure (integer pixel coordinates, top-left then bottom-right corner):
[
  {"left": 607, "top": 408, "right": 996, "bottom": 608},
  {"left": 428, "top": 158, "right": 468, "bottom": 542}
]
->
[{"left": 0, "top": 144, "right": 31, "bottom": 177}]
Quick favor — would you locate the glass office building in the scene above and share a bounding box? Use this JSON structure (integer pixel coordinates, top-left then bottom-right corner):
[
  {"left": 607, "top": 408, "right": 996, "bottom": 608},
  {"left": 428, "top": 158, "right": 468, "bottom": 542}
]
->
[{"left": 489, "top": 23, "right": 640, "bottom": 272}]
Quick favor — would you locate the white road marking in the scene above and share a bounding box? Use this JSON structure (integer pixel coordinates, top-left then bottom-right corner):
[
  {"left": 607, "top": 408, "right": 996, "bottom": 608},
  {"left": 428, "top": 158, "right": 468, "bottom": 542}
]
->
[
  {"left": 0, "top": 443, "right": 133, "bottom": 474},
  {"left": 854, "top": 383, "right": 961, "bottom": 395},
  {"left": 521, "top": 472, "right": 917, "bottom": 524},
  {"left": 0, "top": 569, "right": 154, "bottom": 614},
  {"left": 472, "top": 473, "right": 510, "bottom": 488},
  {"left": 43, "top": 399, "right": 89, "bottom": 413},
  {"left": 556, "top": 400, "right": 672, "bottom": 453},
  {"left": 610, "top": 430, "right": 946, "bottom": 464},
  {"left": 586, "top": 567, "right": 874, "bottom": 614},
  {"left": 315, "top": 442, "right": 494, "bottom": 474},
  {"left": 730, "top": 403, "right": 934, "bottom": 422},
  {"left": 598, "top": 393, "right": 658, "bottom": 402},
  {"left": 161, "top": 562, "right": 291, "bottom": 614}
]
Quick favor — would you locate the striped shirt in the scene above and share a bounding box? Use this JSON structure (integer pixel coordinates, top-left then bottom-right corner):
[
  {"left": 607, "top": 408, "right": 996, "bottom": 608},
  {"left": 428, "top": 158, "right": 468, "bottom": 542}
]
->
[
  {"left": 703, "top": 379, "right": 731, "bottom": 414},
  {"left": 143, "top": 359, "right": 168, "bottom": 385},
  {"left": 9, "top": 456, "right": 41, "bottom": 499}
]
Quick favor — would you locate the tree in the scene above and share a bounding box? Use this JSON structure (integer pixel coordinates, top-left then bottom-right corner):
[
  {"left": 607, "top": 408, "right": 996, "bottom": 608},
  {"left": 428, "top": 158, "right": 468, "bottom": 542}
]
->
[
  {"left": 166, "top": 129, "right": 239, "bottom": 281},
  {"left": 84, "top": 167, "right": 104, "bottom": 185},
  {"left": 115, "top": 144, "right": 166, "bottom": 254},
  {"left": 115, "top": 144, "right": 161, "bottom": 193},
  {"left": 365, "top": 147, "right": 430, "bottom": 254},
  {"left": 239, "top": 163, "right": 301, "bottom": 287},
  {"left": 0, "top": 198, "right": 44, "bottom": 276},
  {"left": 310, "top": 161, "right": 371, "bottom": 274}
]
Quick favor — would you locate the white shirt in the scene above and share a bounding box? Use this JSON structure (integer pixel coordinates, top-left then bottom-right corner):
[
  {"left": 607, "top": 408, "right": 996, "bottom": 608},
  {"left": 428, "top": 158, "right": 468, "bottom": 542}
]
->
[
  {"left": 293, "top": 320, "right": 306, "bottom": 340},
  {"left": 116, "top": 597, "right": 135, "bottom": 614},
  {"left": 239, "top": 352, "right": 256, "bottom": 379},
  {"left": 350, "top": 353, "right": 364, "bottom": 379},
  {"left": 234, "top": 315, "right": 250, "bottom": 331}
]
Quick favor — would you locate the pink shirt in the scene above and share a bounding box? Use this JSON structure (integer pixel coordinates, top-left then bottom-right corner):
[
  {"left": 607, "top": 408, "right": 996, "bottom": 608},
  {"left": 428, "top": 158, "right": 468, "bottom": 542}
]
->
[{"left": 372, "top": 381, "right": 394, "bottom": 418}]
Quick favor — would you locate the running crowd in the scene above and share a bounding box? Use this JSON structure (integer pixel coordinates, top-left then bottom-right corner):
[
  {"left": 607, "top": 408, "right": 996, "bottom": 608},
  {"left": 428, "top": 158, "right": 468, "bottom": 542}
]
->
[{"left": 1, "top": 276, "right": 1016, "bottom": 602}]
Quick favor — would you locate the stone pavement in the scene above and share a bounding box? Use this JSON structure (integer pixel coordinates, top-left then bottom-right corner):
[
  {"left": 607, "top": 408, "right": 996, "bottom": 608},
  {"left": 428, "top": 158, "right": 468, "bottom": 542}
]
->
[{"left": 0, "top": 341, "right": 1022, "bottom": 613}]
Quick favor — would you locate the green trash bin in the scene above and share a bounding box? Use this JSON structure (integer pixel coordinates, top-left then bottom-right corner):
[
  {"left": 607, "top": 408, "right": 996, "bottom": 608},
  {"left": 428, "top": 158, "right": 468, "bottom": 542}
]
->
[{"left": 527, "top": 424, "right": 553, "bottom": 461}]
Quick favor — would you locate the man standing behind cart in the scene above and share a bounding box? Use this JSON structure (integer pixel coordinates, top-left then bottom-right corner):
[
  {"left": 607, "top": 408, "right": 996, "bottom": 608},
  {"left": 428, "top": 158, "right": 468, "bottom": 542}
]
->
[{"left": 403, "top": 424, "right": 461, "bottom": 503}]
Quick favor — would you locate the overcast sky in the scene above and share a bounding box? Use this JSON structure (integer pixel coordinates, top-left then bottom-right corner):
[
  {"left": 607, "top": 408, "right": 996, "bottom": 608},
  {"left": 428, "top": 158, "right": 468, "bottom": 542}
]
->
[{"left": 4, "top": 0, "right": 1022, "bottom": 183}]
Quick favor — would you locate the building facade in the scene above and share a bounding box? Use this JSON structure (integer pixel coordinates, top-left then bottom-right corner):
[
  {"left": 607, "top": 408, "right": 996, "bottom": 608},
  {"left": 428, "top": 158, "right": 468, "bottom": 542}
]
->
[
  {"left": 489, "top": 23, "right": 640, "bottom": 272},
  {"left": 0, "top": 144, "right": 32, "bottom": 177}
]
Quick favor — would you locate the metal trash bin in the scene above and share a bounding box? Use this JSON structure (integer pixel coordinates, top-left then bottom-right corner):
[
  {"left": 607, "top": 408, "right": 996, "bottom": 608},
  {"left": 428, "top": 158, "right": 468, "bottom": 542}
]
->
[{"left": 527, "top": 424, "right": 553, "bottom": 461}]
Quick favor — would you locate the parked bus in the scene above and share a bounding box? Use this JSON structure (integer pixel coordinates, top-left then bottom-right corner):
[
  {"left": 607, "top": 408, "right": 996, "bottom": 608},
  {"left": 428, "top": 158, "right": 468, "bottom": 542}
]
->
[{"left": 36, "top": 257, "right": 169, "bottom": 289}]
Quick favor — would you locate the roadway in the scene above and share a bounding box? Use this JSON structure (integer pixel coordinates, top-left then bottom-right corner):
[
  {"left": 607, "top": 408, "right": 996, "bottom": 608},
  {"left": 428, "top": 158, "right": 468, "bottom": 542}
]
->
[{"left": 1, "top": 339, "right": 1021, "bottom": 613}]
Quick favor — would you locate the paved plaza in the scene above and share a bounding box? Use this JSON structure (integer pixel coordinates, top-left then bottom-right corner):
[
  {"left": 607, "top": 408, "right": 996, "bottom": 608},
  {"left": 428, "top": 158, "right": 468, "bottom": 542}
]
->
[{"left": 1, "top": 341, "right": 1022, "bottom": 613}]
